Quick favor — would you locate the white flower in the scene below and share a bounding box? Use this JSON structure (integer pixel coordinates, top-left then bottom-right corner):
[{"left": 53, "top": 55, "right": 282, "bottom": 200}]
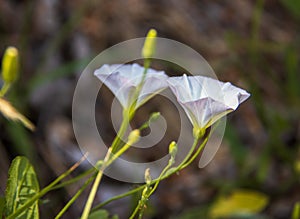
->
[
  {"left": 94, "top": 63, "right": 168, "bottom": 110},
  {"left": 167, "top": 74, "right": 250, "bottom": 130}
]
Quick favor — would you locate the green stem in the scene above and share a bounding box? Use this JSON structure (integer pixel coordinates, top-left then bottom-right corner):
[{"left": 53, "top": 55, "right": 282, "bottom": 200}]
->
[
  {"left": 173, "top": 137, "right": 201, "bottom": 172},
  {"left": 81, "top": 170, "right": 104, "bottom": 219},
  {"left": 129, "top": 202, "right": 141, "bottom": 219},
  {"left": 106, "top": 141, "right": 133, "bottom": 167},
  {"left": 111, "top": 112, "right": 129, "bottom": 153},
  {"left": 81, "top": 151, "right": 111, "bottom": 219},
  {"left": 81, "top": 61, "right": 151, "bottom": 218},
  {"left": 93, "top": 187, "right": 141, "bottom": 210},
  {"left": 138, "top": 209, "right": 145, "bottom": 219},
  {"left": 93, "top": 167, "right": 174, "bottom": 212},
  {"left": 111, "top": 64, "right": 149, "bottom": 154},
  {"left": 130, "top": 160, "right": 173, "bottom": 219},
  {"left": 111, "top": 59, "right": 150, "bottom": 154},
  {"left": 7, "top": 156, "right": 86, "bottom": 219},
  {"left": 130, "top": 137, "right": 202, "bottom": 218},
  {"left": 126, "top": 62, "right": 149, "bottom": 121},
  {"left": 0, "top": 82, "right": 11, "bottom": 97},
  {"left": 148, "top": 160, "right": 173, "bottom": 197},
  {"left": 93, "top": 136, "right": 208, "bottom": 211},
  {"left": 81, "top": 137, "right": 136, "bottom": 218},
  {"left": 55, "top": 175, "right": 95, "bottom": 219},
  {"left": 51, "top": 167, "right": 96, "bottom": 191},
  {"left": 181, "top": 137, "right": 209, "bottom": 169}
]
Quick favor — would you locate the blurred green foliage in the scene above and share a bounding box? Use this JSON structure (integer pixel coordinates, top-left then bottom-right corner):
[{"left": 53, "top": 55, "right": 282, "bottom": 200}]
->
[
  {"left": 292, "top": 202, "right": 300, "bottom": 219},
  {"left": 280, "top": 0, "right": 300, "bottom": 20},
  {"left": 0, "top": 197, "right": 4, "bottom": 217},
  {"left": 209, "top": 189, "right": 269, "bottom": 218}
]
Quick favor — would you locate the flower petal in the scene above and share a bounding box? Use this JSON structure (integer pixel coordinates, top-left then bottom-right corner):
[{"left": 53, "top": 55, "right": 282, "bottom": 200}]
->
[
  {"left": 167, "top": 75, "right": 250, "bottom": 128},
  {"left": 94, "top": 63, "right": 168, "bottom": 109}
]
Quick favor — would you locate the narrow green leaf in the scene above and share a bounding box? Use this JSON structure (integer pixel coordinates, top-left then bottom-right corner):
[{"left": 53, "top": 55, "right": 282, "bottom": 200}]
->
[{"left": 4, "top": 156, "right": 40, "bottom": 219}]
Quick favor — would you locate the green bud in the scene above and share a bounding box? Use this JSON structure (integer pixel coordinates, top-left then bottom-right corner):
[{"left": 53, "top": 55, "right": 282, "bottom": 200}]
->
[
  {"left": 128, "top": 129, "right": 140, "bottom": 145},
  {"left": 2, "top": 47, "right": 19, "bottom": 83},
  {"left": 168, "top": 141, "right": 177, "bottom": 157},
  {"left": 139, "top": 112, "right": 161, "bottom": 131},
  {"left": 142, "top": 29, "right": 157, "bottom": 59},
  {"left": 149, "top": 112, "right": 160, "bottom": 123}
]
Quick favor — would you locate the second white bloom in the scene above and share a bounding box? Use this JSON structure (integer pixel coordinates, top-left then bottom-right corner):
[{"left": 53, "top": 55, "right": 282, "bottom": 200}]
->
[{"left": 167, "top": 74, "right": 250, "bottom": 130}]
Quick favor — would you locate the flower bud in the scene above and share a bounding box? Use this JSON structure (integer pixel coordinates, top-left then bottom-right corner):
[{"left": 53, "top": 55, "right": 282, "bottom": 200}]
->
[
  {"left": 2, "top": 47, "right": 19, "bottom": 83},
  {"left": 144, "top": 168, "right": 151, "bottom": 185},
  {"left": 142, "top": 29, "right": 157, "bottom": 59},
  {"left": 149, "top": 112, "right": 160, "bottom": 122},
  {"left": 168, "top": 141, "right": 178, "bottom": 165},
  {"left": 128, "top": 129, "right": 140, "bottom": 145},
  {"left": 169, "top": 141, "right": 177, "bottom": 157},
  {"left": 139, "top": 112, "right": 161, "bottom": 131}
]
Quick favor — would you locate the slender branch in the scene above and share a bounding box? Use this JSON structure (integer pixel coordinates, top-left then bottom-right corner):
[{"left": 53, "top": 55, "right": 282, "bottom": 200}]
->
[
  {"left": 110, "top": 114, "right": 129, "bottom": 153},
  {"left": 81, "top": 150, "right": 111, "bottom": 219},
  {"left": 51, "top": 167, "right": 96, "bottom": 191},
  {"left": 92, "top": 136, "right": 209, "bottom": 211},
  {"left": 81, "top": 131, "right": 139, "bottom": 219},
  {"left": 181, "top": 137, "right": 209, "bottom": 169},
  {"left": 129, "top": 160, "right": 173, "bottom": 219},
  {"left": 83, "top": 60, "right": 151, "bottom": 218},
  {"left": 92, "top": 186, "right": 142, "bottom": 210},
  {"left": 0, "top": 83, "right": 11, "bottom": 97},
  {"left": 170, "top": 137, "right": 200, "bottom": 172},
  {"left": 129, "top": 201, "right": 141, "bottom": 219},
  {"left": 54, "top": 175, "right": 95, "bottom": 219}
]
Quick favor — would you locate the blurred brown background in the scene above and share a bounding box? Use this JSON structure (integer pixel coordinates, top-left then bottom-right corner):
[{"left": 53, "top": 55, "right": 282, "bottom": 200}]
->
[{"left": 0, "top": 0, "right": 299, "bottom": 218}]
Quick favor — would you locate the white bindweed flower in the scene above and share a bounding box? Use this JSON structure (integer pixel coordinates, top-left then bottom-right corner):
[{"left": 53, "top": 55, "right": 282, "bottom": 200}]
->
[
  {"left": 94, "top": 63, "right": 168, "bottom": 110},
  {"left": 167, "top": 74, "right": 250, "bottom": 132}
]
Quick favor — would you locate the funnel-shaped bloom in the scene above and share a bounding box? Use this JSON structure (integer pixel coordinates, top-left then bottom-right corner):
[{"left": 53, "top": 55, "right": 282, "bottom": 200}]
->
[
  {"left": 94, "top": 63, "right": 168, "bottom": 110},
  {"left": 167, "top": 75, "right": 250, "bottom": 130}
]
